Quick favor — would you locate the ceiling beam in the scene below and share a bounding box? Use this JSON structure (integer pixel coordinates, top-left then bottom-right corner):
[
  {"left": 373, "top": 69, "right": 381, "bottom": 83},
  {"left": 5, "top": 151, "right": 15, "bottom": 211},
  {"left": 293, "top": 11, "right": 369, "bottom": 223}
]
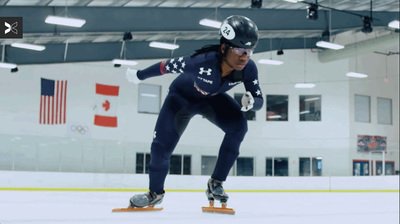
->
[
  {"left": 1, "top": 6, "right": 397, "bottom": 33},
  {"left": 0, "top": 6, "right": 397, "bottom": 65},
  {"left": 6, "top": 37, "right": 321, "bottom": 65}
]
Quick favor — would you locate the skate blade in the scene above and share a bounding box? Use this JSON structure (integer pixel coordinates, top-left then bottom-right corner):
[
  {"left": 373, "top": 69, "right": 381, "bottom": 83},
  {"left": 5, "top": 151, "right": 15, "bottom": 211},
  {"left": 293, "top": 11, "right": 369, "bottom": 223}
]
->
[
  {"left": 202, "top": 206, "right": 235, "bottom": 215},
  {"left": 112, "top": 207, "right": 163, "bottom": 212}
]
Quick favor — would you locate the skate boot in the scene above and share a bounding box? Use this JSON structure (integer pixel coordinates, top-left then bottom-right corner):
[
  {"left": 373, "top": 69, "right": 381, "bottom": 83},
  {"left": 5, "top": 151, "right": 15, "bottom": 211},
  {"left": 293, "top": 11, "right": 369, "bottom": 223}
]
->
[
  {"left": 206, "top": 178, "right": 229, "bottom": 204},
  {"left": 129, "top": 191, "right": 165, "bottom": 208}
]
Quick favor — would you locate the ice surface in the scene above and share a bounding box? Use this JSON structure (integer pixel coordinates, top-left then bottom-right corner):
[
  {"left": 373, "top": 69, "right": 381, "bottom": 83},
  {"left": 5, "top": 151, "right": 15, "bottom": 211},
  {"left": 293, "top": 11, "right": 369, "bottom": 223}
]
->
[{"left": 0, "top": 191, "right": 398, "bottom": 224}]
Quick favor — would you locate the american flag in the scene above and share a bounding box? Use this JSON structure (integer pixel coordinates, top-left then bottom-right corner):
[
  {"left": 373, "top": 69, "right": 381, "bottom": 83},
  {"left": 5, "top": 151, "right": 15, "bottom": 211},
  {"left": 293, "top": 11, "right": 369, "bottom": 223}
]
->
[{"left": 39, "top": 78, "right": 67, "bottom": 125}]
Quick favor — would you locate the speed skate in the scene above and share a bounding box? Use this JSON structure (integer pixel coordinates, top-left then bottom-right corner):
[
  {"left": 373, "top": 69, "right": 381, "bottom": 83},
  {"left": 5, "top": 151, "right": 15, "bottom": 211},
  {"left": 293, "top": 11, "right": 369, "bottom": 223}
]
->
[
  {"left": 112, "top": 206, "right": 163, "bottom": 212},
  {"left": 202, "top": 178, "right": 235, "bottom": 214}
]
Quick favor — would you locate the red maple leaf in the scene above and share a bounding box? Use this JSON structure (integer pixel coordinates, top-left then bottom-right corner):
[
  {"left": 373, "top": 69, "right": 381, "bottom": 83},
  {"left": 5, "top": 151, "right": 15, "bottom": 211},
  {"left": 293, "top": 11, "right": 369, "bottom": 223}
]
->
[{"left": 102, "top": 100, "right": 110, "bottom": 111}]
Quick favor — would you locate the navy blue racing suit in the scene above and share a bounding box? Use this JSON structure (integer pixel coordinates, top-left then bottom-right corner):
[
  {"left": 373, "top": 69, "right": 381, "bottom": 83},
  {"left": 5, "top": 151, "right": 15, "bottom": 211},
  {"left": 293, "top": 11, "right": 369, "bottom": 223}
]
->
[{"left": 136, "top": 50, "right": 263, "bottom": 194}]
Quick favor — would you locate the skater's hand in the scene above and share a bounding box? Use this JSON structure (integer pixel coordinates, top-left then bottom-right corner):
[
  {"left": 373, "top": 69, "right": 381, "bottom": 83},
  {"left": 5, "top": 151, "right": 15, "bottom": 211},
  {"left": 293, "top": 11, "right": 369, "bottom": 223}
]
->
[
  {"left": 241, "top": 91, "right": 254, "bottom": 112},
  {"left": 126, "top": 68, "right": 141, "bottom": 84}
]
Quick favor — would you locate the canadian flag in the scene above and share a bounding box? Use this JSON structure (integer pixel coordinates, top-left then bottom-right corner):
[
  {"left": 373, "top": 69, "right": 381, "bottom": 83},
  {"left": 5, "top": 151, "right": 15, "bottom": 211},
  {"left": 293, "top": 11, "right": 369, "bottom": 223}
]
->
[{"left": 94, "top": 83, "right": 119, "bottom": 127}]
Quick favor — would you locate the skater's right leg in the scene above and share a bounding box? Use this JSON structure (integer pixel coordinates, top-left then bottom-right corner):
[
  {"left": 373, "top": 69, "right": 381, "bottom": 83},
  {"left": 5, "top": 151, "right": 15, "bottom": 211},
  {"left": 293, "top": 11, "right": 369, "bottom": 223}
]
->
[
  {"left": 130, "top": 93, "right": 192, "bottom": 207},
  {"left": 201, "top": 93, "right": 248, "bottom": 204}
]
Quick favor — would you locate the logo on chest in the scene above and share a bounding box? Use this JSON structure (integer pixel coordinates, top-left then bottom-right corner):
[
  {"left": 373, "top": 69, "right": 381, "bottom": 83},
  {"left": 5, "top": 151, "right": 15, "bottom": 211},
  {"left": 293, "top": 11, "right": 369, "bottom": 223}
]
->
[
  {"left": 199, "top": 67, "right": 212, "bottom": 76},
  {"left": 228, "top": 81, "right": 242, "bottom": 86}
]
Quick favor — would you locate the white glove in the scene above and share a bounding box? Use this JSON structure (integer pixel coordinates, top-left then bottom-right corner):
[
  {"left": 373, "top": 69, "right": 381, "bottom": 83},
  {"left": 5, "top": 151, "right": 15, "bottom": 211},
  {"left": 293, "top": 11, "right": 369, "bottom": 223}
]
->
[
  {"left": 241, "top": 91, "right": 254, "bottom": 112},
  {"left": 126, "top": 68, "right": 141, "bottom": 84}
]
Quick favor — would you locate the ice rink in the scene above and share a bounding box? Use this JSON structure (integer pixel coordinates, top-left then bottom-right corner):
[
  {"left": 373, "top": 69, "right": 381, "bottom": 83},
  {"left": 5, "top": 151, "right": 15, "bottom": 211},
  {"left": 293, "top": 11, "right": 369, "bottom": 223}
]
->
[{"left": 0, "top": 190, "right": 398, "bottom": 224}]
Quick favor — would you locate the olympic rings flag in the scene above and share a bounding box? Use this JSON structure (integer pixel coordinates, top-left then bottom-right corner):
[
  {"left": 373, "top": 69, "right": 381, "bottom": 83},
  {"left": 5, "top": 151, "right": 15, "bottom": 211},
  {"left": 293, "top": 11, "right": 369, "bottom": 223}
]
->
[
  {"left": 67, "top": 123, "right": 91, "bottom": 138},
  {"left": 94, "top": 83, "right": 119, "bottom": 127}
]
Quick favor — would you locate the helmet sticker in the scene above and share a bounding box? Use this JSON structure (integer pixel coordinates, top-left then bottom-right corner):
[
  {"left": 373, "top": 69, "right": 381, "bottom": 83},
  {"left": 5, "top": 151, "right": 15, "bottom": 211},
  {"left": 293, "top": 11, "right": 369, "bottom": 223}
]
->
[{"left": 220, "top": 23, "right": 235, "bottom": 40}]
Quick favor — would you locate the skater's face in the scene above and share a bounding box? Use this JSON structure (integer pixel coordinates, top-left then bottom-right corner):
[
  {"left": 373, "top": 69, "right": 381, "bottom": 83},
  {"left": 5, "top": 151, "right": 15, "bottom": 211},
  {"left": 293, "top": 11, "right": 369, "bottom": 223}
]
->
[{"left": 221, "top": 44, "right": 251, "bottom": 70}]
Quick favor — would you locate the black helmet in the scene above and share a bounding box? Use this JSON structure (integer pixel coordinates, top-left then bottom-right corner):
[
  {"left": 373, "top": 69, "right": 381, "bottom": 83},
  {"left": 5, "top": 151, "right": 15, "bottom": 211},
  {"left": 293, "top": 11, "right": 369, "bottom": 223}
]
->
[{"left": 220, "top": 15, "right": 259, "bottom": 49}]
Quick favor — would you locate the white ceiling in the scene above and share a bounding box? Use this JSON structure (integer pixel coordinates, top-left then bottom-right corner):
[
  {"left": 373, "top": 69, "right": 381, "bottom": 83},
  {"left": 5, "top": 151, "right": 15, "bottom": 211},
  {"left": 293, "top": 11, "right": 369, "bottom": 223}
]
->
[{"left": 2, "top": 0, "right": 399, "bottom": 12}]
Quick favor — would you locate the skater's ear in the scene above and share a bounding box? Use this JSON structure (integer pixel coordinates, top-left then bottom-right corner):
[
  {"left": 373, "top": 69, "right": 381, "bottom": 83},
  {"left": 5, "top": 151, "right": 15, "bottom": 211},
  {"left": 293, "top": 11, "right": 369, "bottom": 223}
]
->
[{"left": 220, "top": 44, "right": 226, "bottom": 54}]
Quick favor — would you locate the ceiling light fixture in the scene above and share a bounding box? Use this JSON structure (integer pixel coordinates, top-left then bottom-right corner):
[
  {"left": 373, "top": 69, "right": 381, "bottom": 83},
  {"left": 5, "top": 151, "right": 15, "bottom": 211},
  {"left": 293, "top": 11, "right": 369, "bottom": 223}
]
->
[
  {"left": 295, "top": 83, "right": 316, "bottom": 88},
  {"left": 112, "top": 36, "right": 138, "bottom": 67},
  {"left": 0, "top": 62, "right": 17, "bottom": 69},
  {"left": 316, "top": 6, "right": 344, "bottom": 50},
  {"left": 295, "top": 38, "right": 315, "bottom": 88},
  {"left": 112, "top": 37, "right": 138, "bottom": 67},
  {"left": 259, "top": 39, "right": 284, "bottom": 65},
  {"left": 346, "top": 35, "right": 368, "bottom": 78},
  {"left": 45, "top": 15, "right": 86, "bottom": 28},
  {"left": 316, "top": 41, "right": 344, "bottom": 50},
  {"left": 283, "top": 0, "right": 303, "bottom": 2},
  {"left": 1, "top": 45, "right": 17, "bottom": 69},
  {"left": 112, "top": 59, "right": 138, "bottom": 66},
  {"left": 388, "top": 20, "right": 399, "bottom": 29},
  {"left": 149, "top": 41, "right": 179, "bottom": 50},
  {"left": 11, "top": 43, "right": 46, "bottom": 51},
  {"left": 199, "top": 19, "right": 222, "bottom": 29},
  {"left": 258, "top": 59, "right": 284, "bottom": 65},
  {"left": 346, "top": 72, "right": 368, "bottom": 78}
]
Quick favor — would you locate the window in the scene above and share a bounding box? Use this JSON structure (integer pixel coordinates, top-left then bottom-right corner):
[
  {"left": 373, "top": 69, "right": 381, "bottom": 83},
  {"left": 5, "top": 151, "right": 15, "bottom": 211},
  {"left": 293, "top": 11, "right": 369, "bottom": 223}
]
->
[
  {"left": 234, "top": 93, "right": 256, "bottom": 121},
  {"left": 274, "top": 158, "right": 288, "bottom": 176},
  {"left": 353, "top": 160, "right": 370, "bottom": 176},
  {"left": 136, "top": 153, "right": 150, "bottom": 174},
  {"left": 354, "top": 95, "right": 370, "bottom": 123},
  {"left": 201, "top": 156, "right": 217, "bottom": 175},
  {"left": 169, "top": 154, "right": 191, "bottom": 175},
  {"left": 377, "top": 97, "right": 392, "bottom": 125},
  {"left": 266, "top": 95, "right": 288, "bottom": 121},
  {"left": 375, "top": 161, "right": 394, "bottom": 175},
  {"left": 266, "top": 158, "right": 273, "bottom": 176},
  {"left": 266, "top": 157, "right": 288, "bottom": 176},
  {"left": 299, "top": 157, "right": 322, "bottom": 176},
  {"left": 236, "top": 157, "right": 254, "bottom": 176},
  {"left": 299, "top": 95, "right": 321, "bottom": 121},
  {"left": 138, "top": 84, "right": 161, "bottom": 114}
]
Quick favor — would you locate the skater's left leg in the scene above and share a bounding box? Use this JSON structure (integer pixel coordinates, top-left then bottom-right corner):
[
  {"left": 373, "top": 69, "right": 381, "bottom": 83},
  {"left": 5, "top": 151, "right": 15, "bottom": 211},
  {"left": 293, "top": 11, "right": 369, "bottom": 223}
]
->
[
  {"left": 148, "top": 93, "right": 193, "bottom": 194},
  {"left": 130, "top": 93, "right": 192, "bottom": 208}
]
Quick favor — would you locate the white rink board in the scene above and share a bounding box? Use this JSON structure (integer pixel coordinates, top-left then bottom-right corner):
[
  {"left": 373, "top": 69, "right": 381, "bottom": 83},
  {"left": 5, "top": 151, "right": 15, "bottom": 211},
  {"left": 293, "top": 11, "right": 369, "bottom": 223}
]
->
[{"left": 0, "top": 171, "right": 399, "bottom": 191}]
